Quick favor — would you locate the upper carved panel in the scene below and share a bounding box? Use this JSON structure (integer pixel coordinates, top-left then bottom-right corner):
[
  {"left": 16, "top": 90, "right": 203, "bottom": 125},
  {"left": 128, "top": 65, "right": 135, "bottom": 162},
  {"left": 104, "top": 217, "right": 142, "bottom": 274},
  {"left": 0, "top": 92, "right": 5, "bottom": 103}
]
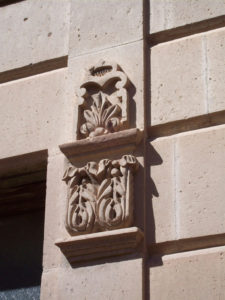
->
[
  {"left": 77, "top": 61, "right": 129, "bottom": 139},
  {"left": 63, "top": 155, "right": 139, "bottom": 236}
]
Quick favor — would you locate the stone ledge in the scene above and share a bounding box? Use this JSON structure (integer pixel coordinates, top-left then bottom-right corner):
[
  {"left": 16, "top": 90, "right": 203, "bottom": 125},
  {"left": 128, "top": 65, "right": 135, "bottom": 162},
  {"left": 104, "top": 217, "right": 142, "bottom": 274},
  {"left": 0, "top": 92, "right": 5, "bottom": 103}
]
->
[
  {"left": 59, "top": 128, "right": 143, "bottom": 158},
  {"left": 55, "top": 227, "right": 143, "bottom": 264}
]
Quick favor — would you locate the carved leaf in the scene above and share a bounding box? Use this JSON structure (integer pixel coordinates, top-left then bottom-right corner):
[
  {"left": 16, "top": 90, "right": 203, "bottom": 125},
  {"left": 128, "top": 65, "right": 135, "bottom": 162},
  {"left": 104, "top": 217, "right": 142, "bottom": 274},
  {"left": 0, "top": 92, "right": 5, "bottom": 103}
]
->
[
  {"left": 97, "top": 198, "right": 123, "bottom": 229},
  {"left": 97, "top": 159, "right": 111, "bottom": 180},
  {"left": 83, "top": 110, "right": 98, "bottom": 127},
  {"left": 69, "top": 201, "right": 95, "bottom": 232},
  {"left": 80, "top": 122, "right": 95, "bottom": 136},
  {"left": 102, "top": 104, "right": 120, "bottom": 124},
  {"left": 77, "top": 61, "right": 129, "bottom": 139},
  {"left": 79, "top": 92, "right": 122, "bottom": 138},
  {"left": 113, "top": 177, "right": 125, "bottom": 197},
  {"left": 63, "top": 155, "right": 138, "bottom": 235},
  {"left": 62, "top": 166, "right": 77, "bottom": 181},
  {"left": 97, "top": 178, "right": 112, "bottom": 201}
]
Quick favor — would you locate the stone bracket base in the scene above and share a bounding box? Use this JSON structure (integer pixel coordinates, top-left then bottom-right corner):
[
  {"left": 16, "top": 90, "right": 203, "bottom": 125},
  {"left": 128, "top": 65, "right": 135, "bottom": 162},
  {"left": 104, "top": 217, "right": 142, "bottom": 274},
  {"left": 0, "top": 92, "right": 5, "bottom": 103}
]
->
[{"left": 55, "top": 227, "right": 143, "bottom": 265}]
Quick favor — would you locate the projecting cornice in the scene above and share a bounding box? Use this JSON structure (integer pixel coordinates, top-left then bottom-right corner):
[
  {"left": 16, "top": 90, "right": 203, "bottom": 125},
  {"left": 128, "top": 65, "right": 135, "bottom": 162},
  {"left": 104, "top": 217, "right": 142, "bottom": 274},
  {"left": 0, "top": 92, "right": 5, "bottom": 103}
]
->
[{"left": 59, "top": 128, "right": 143, "bottom": 158}]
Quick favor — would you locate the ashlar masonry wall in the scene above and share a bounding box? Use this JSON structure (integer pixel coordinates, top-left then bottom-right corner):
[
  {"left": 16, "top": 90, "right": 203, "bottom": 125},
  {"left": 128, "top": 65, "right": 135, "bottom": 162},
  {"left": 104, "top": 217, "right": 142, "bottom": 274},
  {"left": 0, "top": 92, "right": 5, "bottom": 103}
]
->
[{"left": 0, "top": 0, "right": 225, "bottom": 300}]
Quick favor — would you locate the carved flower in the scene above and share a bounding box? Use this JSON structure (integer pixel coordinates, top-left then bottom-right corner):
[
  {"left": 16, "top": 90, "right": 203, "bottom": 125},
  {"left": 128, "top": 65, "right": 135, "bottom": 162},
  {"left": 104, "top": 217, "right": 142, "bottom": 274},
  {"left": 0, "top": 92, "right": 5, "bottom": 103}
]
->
[{"left": 80, "top": 92, "right": 121, "bottom": 138}]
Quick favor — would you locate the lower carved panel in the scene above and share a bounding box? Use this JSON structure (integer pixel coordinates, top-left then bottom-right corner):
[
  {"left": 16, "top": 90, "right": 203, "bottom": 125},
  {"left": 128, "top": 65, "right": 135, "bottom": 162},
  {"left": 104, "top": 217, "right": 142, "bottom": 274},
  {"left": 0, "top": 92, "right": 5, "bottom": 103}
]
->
[{"left": 63, "top": 155, "right": 139, "bottom": 235}]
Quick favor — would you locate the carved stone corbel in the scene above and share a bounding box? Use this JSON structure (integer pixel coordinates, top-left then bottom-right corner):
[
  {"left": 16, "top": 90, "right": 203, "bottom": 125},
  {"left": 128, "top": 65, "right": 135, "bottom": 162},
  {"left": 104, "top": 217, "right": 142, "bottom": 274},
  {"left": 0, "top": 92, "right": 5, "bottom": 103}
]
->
[
  {"left": 62, "top": 155, "right": 139, "bottom": 236},
  {"left": 77, "top": 60, "right": 130, "bottom": 139}
]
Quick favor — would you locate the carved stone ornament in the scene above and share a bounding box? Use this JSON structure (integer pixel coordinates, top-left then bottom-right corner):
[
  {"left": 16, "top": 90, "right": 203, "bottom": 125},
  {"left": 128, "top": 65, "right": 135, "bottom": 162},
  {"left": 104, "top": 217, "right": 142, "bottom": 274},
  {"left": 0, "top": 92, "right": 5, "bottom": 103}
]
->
[
  {"left": 77, "top": 60, "right": 129, "bottom": 139},
  {"left": 62, "top": 155, "right": 139, "bottom": 235}
]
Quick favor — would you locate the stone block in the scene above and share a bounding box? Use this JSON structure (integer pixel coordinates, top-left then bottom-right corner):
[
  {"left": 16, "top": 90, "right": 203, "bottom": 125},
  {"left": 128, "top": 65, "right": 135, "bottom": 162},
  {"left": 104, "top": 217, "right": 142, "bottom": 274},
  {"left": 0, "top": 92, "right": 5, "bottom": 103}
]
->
[
  {"left": 68, "top": 40, "right": 144, "bottom": 132},
  {"left": 150, "top": 0, "right": 225, "bottom": 34},
  {"left": 149, "top": 246, "right": 225, "bottom": 300},
  {"left": 0, "top": 69, "right": 75, "bottom": 159},
  {"left": 42, "top": 258, "right": 143, "bottom": 300},
  {"left": 151, "top": 35, "right": 206, "bottom": 126},
  {"left": 42, "top": 153, "right": 69, "bottom": 271},
  {"left": 147, "top": 137, "right": 176, "bottom": 244},
  {"left": 207, "top": 27, "right": 225, "bottom": 113},
  {"left": 41, "top": 269, "right": 59, "bottom": 300},
  {"left": 69, "top": 0, "right": 143, "bottom": 57},
  {"left": 0, "top": 0, "right": 70, "bottom": 72},
  {"left": 176, "top": 125, "right": 225, "bottom": 239}
]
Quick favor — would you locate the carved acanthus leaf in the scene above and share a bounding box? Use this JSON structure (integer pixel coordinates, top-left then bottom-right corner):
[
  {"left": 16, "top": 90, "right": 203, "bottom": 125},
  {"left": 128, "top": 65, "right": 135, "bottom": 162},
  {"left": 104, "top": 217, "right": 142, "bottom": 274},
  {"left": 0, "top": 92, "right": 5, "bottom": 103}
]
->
[
  {"left": 77, "top": 61, "right": 129, "bottom": 139},
  {"left": 80, "top": 92, "right": 122, "bottom": 138},
  {"left": 63, "top": 155, "right": 139, "bottom": 235}
]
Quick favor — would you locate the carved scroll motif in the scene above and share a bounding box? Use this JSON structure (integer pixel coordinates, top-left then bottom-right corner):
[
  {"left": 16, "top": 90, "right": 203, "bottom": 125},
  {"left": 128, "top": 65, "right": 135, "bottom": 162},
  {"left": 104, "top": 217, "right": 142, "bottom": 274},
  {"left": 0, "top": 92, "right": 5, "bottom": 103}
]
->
[
  {"left": 77, "top": 61, "right": 129, "bottom": 139},
  {"left": 63, "top": 155, "right": 139, "bottom": 235}
]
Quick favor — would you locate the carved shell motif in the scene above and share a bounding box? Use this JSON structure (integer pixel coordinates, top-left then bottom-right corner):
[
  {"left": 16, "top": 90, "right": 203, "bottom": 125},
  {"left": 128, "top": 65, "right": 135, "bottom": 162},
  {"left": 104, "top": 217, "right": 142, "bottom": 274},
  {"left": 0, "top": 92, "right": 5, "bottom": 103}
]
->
[
  {"left": 77, "top": 61, "right": 129, "bottom": 139},
  {"left": 63, "top": 155, "right": 139, "bottom": 235}
]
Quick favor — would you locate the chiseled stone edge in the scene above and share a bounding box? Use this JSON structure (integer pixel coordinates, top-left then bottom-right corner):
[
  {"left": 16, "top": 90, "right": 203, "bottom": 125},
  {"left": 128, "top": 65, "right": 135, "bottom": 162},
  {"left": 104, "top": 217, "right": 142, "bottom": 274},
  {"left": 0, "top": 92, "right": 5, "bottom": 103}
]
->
[
  {"left": 59, "top": 128, "right": 143, "bottom": 157},
  {"left": 55, "top": 226, "right": 143, "bottom": 264}
]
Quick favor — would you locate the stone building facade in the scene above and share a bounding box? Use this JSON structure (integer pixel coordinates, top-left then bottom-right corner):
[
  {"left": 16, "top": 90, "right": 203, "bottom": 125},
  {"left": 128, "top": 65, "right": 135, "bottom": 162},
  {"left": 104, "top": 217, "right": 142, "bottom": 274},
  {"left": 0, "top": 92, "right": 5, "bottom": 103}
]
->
[{"left": 0, "top": 0, "right": 225, "bottom": 299}]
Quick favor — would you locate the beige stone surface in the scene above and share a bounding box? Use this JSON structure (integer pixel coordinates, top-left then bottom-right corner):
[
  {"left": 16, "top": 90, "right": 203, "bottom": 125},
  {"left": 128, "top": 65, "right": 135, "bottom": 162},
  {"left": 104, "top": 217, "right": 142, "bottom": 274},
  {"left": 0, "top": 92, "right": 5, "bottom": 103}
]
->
[
  {"left": 150, "top": 0, "right": 225, "bottom": 34},
  {"left": 0, "top": 69, "right": 75, "bottom": 159},
  {"left": 42, "top": 153, "right": 69, "bottom": 271},
  {"left": 69, "top": 0, "right": 143, "bottom": 57},
  {"left": 147, "top": 125, "right": 225, "bottom": 243},
  {"left": 176, "top": 125, "right": 225, "bottom": 239},
  {"left": 0, "top": 0, "right": 70, "bottom": 73},
  {"left": 207, "top": 27, "right": 225, "bottom": 113},
  {"left": 41, "top": 269, "right": 59, "bottom": 300},
  {"left": 56, "top": 227, "right": 143, "bottom": 264},
  {"left": 147, "top": 137, "right": 176, "bottom": 244},
  {"left": 68, "top": 40, "right": 144, "bottom": 131},
  {"left": 42, "top": 258, "right": 143, "bottom": 300},
  {"left": 151, "top": 35, "right": 206, "bottom": 126},
  {"left": 149, "top": 246, "right": 225, "bottom": 300}
]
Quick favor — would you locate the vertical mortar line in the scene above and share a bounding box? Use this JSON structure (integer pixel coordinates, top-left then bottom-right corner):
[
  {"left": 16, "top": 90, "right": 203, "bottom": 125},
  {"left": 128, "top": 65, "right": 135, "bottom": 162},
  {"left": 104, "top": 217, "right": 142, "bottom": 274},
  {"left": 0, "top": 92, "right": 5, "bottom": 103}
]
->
[
  {"left": 143, "top": 0, "right": 150, "bottom": 299},
  {"left": 174, "top": 137, "right": 179, "bottom": 240},
  {"left": 203, "top": 34, "right": 209, "bottom": 114}
]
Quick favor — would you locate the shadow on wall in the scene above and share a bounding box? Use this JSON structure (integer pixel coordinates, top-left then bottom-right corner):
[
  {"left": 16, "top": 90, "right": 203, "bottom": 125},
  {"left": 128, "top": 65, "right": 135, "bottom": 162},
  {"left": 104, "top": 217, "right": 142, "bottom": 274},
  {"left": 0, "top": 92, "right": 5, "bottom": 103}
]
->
[
  {"left": 145, "top": 141, "right": 164, "bottom": 300},
  {"left": 146, "top": 141, "right": 162, "bottom": 243}
]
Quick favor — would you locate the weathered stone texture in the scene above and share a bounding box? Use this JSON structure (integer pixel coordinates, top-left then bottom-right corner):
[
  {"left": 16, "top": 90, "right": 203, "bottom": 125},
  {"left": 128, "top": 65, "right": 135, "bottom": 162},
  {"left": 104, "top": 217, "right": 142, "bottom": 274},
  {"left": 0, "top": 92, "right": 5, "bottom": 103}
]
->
[
  {"left": 151, "top": 34, "right": 205, "bottom": 126},
  {"left": 151, "top": 28, "right": 225, "bottom": 126},
  {"left": 207, "top": 28, "right": 225, "bottom": 113},
  {"left": 69, "top": 0, "right": 143, "bottom": 57},
  {"left": 150, "top": 0, "right": 225, "bottom": 34},
  {"left": 0, "top": 69, "right": 75, "bottom": 158},
  {"left": 148, "top": 125, "right": 225, "bottom": 244},
  {"left": 42, "top": 153, "right": 69, "bottom": 271},
  {"left": 0, "top": 0, "right": 70, "bottom": 72},
  {"left": 149, "top": 246, "right": 225, "bottom": 300},
  {"left": 41, "top": 258, "right": 143, "bottom": 300},
  {"left": 176, "top": 125, "right": 225, "bottom": 239}
]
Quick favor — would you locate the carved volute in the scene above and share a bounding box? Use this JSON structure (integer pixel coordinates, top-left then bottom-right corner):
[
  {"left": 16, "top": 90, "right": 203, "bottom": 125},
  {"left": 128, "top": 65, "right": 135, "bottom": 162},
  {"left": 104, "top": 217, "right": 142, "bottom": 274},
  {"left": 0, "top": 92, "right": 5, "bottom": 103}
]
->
[{"left": 77, "top": 60, "right": 130, "bottom": 139}]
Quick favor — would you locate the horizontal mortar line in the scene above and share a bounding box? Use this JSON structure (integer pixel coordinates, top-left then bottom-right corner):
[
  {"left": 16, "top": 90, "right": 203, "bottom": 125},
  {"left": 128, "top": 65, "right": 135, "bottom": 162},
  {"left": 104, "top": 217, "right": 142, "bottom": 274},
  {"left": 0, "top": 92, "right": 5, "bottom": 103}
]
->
[
  {"left": 148, "top": 233, "right": 225, "bottom": 256},
  {"left": 148, "top": 110, "right": 225, "bottom": 138},
  {"left": 70, "top": 38, "right": 143, "bottom": 59},
  {"left": 0, "top": 56, "right": 68, "bottom": 84},
  {"left": 148, "top": 15, "right": 225, "bottom": 47}
]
